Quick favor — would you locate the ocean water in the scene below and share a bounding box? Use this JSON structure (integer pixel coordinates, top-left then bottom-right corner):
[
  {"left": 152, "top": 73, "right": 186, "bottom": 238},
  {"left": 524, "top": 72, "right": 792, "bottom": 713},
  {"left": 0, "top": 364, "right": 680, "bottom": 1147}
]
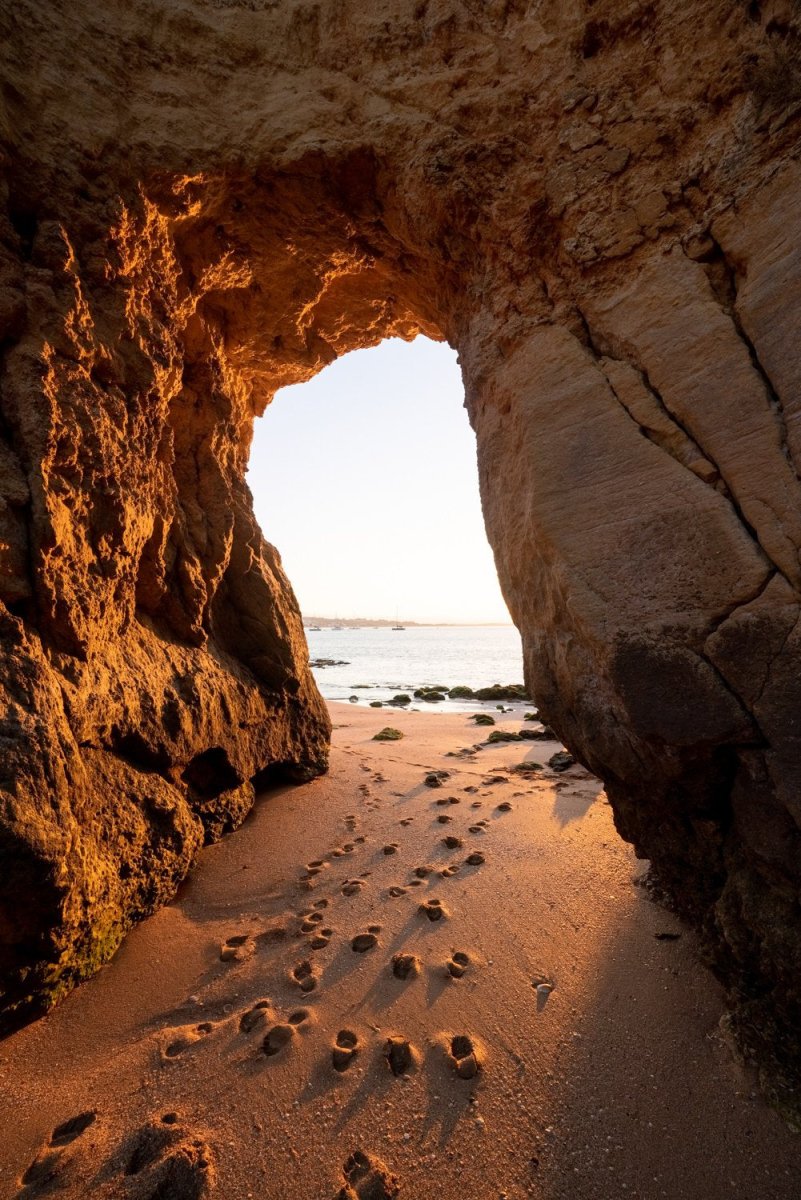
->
[{"left": 306, "top": 624, "right": 527, "bottom": 712}]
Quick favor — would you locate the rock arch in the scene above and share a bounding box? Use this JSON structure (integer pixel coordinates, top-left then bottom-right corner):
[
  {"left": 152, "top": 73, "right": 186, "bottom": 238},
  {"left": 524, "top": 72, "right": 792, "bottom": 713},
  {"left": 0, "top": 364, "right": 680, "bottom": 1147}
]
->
[{"left": 2, "top": 0, "right": 801, "bottom": 1103}]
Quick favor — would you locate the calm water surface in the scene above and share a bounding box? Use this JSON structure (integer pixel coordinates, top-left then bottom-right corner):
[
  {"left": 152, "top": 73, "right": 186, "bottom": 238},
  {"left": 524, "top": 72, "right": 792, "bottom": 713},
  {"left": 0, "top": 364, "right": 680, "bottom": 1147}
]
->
[{"left": 306, "top": 624, "right": 526, "bottom": 712}]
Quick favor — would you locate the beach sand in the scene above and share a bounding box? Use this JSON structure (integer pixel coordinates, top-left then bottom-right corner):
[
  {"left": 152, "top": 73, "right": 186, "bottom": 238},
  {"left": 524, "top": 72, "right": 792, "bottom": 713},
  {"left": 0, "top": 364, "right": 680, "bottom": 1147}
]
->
[{"left": 1, "top": 704, "right": 798, "bottom": 1199}]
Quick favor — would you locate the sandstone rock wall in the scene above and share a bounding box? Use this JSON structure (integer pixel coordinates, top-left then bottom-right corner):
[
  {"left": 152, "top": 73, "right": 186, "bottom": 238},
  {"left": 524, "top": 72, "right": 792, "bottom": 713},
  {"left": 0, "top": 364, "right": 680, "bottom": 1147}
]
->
[{"left": 2, "top": 0, "right": 801, "bottom": 1101}]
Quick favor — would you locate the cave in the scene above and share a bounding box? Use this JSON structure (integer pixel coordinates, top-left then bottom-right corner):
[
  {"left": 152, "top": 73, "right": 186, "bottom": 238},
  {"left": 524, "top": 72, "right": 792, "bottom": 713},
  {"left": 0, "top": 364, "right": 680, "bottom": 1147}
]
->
[{"left": 2, "top": 0, "right": 801, "bottom": 1110}]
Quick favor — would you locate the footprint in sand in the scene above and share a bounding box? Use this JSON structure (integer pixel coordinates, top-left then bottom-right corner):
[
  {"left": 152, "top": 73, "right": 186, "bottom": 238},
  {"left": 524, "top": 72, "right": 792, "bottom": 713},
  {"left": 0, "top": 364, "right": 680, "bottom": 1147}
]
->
[
  {"left": 391, "top": 952, "right": 420, "bottom": 980},
  {"left": 468, "top": 824, "right": 485, "bottom": 834},
  {"left": 288, "top": 1008, "right": 310, "bottom": 1026},
  {"left": 436, "top": 814, "right": 453, "bottom": 824},
  {"left": 384, "top": 1037, "right": 416, "bottom": 1076},
  {"left": 464, "top": 785, "right": 479, "bottom": 794},
  {"left": 351, "top": 928, "right": 380, "bottom": 952},
  {"left": 446, "top": 952, "right": 470, "bottom": 979},
  {"left": 291, "top": 960, "right": 319, "bottom": 993},
  {"left": 399, "top": 818, "right": 413, "bottom": 827},
  {"left": 21, "top": 1113, "right": 214, "bottom": 1199},
  {"left": 219, "top": 934, "right": 255, "bottom": 963},
  {"left": 300, "top": 911, "right": 325, "bottom": 932},
  {"left": 470, "top": 800, "right": 482, "bottom": 808},
  {"left": 332, "top": 1029, "right": 360, "bottom": 1072},
  {"left": 336, "top": 1149, "right": 400, "bottom": 1200},
  {"left": 262, "top": 1023, "right": 295, "bottom": 1056},
  {"left": 439, "top": 864, "right": 461, "bottom": 878},
  {"left": 312, "top": 898, "right": 330, "bottom": 910},
  {"left": 164, "top": 1022, "right": 215, "bottom": 1059},
  {"left": 413, "top": 865, "right": 434, "bottom": 878},
  {"left": 465, "top": 851, "right": 485, "bottom": 866},
  {"left": 442, "top": 835, "right": 463, "bottom": 849},
  {"left": 18, "top": 1113, "right": 98, "bottom": 1193},
  {"left": 496, "top": 801, "right": 513, "bottom": 812},
  {"left": 388, "top": 886, "right": 407, "bottom": 897},
  {"left": 419, "top": 898, "right": 448, "bottom": 921},
  {"left": 239, "top": 1000, "right": 272, "bottom": 1034},
  {"left": 355, "top": 835, "right": 367, "bottom": 844},
  {"left": 122, "top": 1119, "right": 214, "bottom": 1183},
  {"left": 407, "top": 879, "right": 424, "bottom": 888},
  {"left": 342, "top": 879, "right": 366, "bottom": 897},
  {"left": 449, "top": 1034, "right": 481, "bottom": 1079},
  {"left": 51, "top": 1113, "right": 97, "bottom": 1147},
  {"left": 382, "top": 843, "right": 399, "bottom": 855},
  {"left": 310, "top": 927, "right": 333, "bottom": 950}
]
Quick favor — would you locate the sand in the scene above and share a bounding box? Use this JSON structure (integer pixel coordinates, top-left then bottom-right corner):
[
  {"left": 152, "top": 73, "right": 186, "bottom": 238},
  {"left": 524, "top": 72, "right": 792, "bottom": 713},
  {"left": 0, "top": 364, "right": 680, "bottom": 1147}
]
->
[{"left": 1, "top": 704, "right": 799, "bottom": 1199}]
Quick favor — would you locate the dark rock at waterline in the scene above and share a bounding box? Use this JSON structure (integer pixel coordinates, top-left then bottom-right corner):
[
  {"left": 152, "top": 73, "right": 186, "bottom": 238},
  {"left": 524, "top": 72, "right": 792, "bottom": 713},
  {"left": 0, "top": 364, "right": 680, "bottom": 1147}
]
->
[
  {"left": 388, "top": 694, "right": 411, "bottom": 706},
  {"left": 471, "top": 713, "right": 496, "bottom": 726},
  {"left": 485, "top": 730, "right": 522, "bottom": 743},
  {"left": 549, "top": 750, "right": 575, "bottom": 772},
  {"left": 370, "top": 701, "right": 383, "bottom": 708},
  {"left": 310, "top": 657, "right": 350, "bottom": 668},
  {"left": 414, "top": 685, "right": 449, "bottom": 699},
  {"left": 374, "top": 727, "right": 404, "bottom": 741},
  {"left": 473, "top": 684, "right": 528, "bottom": 701},
  {"left": 524, "top": 726, "right": 556, "bottom": 739},
  {"left": 448, "top": 685, "right": 475, "bottom": 699}
]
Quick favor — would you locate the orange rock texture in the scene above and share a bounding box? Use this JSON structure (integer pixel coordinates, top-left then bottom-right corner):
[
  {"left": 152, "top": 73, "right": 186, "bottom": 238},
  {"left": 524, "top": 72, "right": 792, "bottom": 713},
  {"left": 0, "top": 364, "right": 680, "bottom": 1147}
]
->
[{"left": 2, "top": 0, "right": 801, "bottom": 1100}]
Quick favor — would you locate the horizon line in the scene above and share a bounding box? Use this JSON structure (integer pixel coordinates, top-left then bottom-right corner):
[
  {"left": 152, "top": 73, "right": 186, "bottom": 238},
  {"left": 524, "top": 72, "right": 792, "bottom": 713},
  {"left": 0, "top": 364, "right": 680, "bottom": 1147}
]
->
[{"left": 303, "top": 615, "right": 515, "bottom": 627}]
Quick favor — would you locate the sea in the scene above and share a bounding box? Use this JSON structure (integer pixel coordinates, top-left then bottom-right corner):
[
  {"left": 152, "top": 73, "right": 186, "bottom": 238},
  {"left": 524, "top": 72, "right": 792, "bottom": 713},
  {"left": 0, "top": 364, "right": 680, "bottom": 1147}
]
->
[{"left": 305, "top": 624, "right": 527, "bottom": 713}]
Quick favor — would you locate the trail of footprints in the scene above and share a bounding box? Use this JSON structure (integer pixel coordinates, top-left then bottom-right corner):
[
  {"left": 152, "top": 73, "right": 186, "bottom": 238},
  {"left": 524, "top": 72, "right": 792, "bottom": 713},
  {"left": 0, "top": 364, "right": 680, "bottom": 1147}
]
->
[
  {"left": 22, "top": 751, "right": 540, "bottom": 1199},
  {"left": 204, "top": 756, "right": 520, "bottom": 1091},
  {"left": 144, "top": 753, "right": 520, "bottom": 1195}
]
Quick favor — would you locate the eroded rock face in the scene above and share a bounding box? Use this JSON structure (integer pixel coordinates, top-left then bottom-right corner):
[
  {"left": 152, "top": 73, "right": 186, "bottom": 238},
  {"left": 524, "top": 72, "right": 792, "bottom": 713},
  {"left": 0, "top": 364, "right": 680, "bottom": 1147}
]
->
[{"left": 2, "top": 0, "right": 801, "bottom": 1100}]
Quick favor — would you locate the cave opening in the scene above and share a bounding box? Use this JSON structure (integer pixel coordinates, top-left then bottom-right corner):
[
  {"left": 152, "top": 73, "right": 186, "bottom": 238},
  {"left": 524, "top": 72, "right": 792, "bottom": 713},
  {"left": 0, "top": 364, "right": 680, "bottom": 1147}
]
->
[{"left": 247, "top": 335, "right": 513, "bottom": 633}]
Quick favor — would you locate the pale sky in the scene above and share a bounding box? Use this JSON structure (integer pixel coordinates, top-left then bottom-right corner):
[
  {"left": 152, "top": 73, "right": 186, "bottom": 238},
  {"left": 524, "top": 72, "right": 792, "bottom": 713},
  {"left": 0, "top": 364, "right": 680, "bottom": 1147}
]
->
[{"left": 247, "top": 336, "right": 513, "bottom": 625}]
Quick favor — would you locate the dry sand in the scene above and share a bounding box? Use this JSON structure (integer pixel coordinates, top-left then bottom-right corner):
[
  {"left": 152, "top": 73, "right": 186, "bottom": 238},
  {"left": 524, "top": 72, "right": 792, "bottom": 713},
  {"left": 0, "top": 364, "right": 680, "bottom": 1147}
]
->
[{"left": 1, "top": 704, "right": 799, "bottom": 1199}]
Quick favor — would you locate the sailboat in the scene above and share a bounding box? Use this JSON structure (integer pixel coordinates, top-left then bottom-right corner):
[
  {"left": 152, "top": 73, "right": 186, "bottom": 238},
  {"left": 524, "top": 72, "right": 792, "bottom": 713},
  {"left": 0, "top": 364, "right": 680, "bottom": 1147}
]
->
[{"left": 392, "top": 609, "right": 405, "bottom": 631}]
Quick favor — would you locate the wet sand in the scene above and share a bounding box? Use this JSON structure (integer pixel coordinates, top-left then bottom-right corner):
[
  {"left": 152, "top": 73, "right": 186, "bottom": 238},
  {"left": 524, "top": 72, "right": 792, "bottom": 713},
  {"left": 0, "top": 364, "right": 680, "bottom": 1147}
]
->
[{"left": 1, "top": 704, "right": 799, "bottom": 1199}]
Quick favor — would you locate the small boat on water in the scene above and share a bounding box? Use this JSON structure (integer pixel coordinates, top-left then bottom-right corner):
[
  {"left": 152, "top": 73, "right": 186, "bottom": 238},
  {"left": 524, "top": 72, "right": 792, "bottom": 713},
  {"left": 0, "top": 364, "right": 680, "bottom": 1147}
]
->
[
  {"left": 308, "top": 625, "right": 322, "bottom": 631},
  {"left": 392, "top": 624, "right": 405, "bottom": 631}
]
